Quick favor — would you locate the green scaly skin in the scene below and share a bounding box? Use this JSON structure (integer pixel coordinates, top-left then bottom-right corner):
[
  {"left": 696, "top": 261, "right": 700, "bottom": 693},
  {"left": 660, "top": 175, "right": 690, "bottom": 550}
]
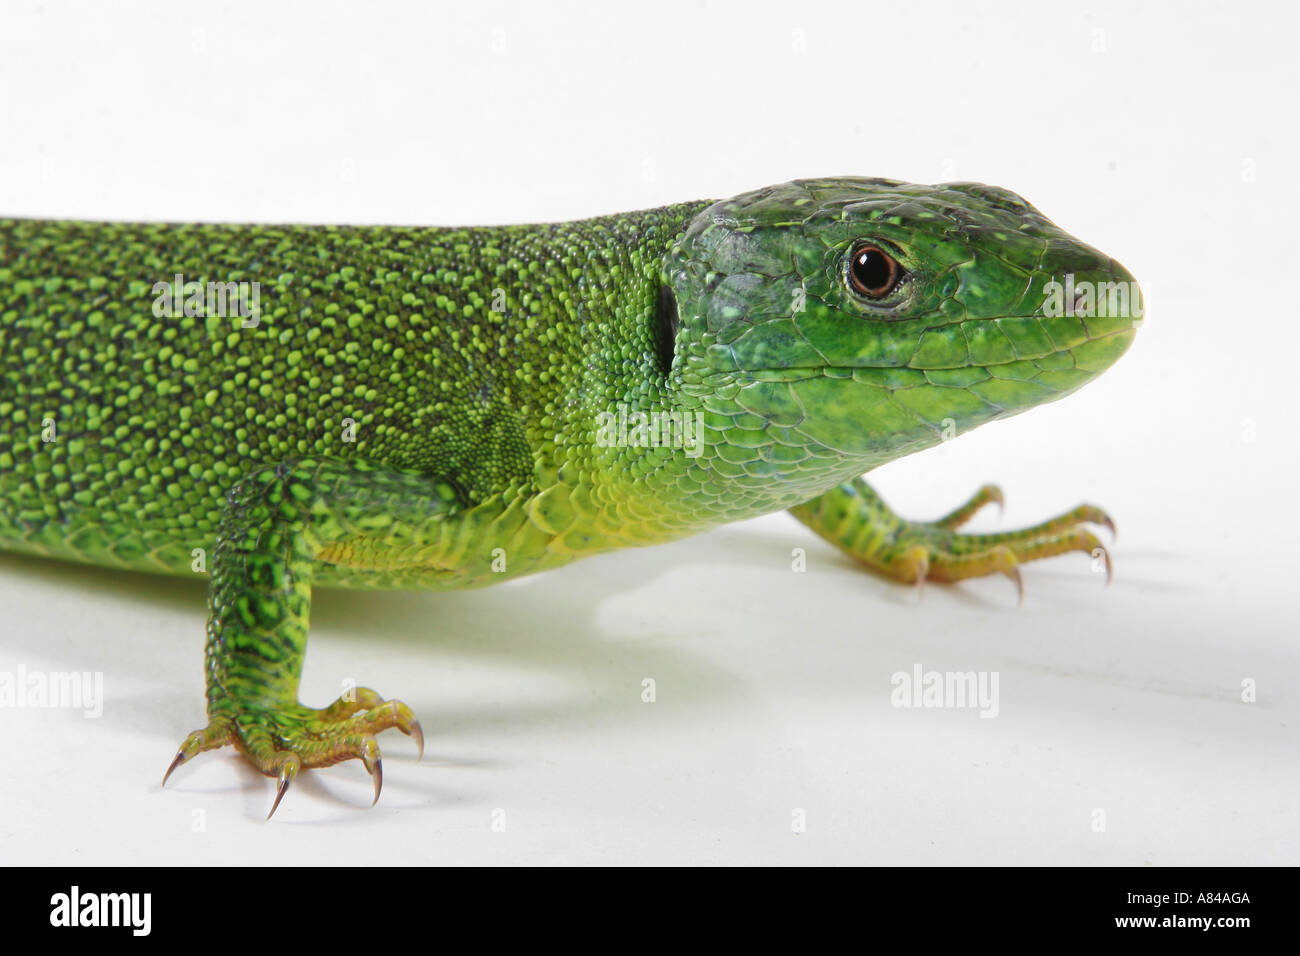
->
[{"left": 0, "top": 178, "right": 1139, "bottom": 816}]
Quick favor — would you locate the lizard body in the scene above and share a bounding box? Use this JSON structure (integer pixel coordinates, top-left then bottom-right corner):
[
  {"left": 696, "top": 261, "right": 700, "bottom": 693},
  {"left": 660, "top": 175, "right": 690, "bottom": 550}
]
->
[{"left": 0, "top": 178, "right": 1139, "bottom": 814}]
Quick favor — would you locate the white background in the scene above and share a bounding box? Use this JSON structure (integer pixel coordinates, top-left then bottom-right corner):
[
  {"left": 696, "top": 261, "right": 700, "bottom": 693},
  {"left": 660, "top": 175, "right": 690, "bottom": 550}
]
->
[{"left": 0, "top": 0, "right": 1296, "bottom": 865}]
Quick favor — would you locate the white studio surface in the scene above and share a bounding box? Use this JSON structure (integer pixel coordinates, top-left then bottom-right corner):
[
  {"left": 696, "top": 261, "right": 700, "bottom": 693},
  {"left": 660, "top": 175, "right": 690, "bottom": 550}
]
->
[{"left": 0, "top": 0, "right": 1295, "bottom": 865}]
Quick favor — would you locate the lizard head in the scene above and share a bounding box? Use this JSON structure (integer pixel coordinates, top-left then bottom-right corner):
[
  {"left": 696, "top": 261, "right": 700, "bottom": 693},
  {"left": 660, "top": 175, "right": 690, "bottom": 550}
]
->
[{"left": 661, "top": 177, "right": 1140, "bottom": 485}]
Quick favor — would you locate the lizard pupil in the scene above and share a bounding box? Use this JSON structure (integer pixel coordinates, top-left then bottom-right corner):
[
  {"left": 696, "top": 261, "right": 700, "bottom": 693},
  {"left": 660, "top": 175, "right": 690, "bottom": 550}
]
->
[{"left": 848, "top": 244, "right": 901, "bottom": 298}]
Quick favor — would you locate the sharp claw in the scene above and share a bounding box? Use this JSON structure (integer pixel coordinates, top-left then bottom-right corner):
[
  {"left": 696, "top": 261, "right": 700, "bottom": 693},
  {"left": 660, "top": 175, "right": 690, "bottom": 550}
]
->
[
  {"left": 267, "top": 758, "right": 299, "bottom": 821},
  {"left": 361, "top": 737, "right": 383, "bottom": 806},
  {"left": 410, "top": 719, "right": 425, "bottom": 761},
  {"left": 1008, "top": 564, "right": 1025, "bottom": 605},
  {"left": 1096, "top": 544, "right": 1114, "bottom": 585},
  {"left": 1097, "top": 511, "right": 1117, "bottom": 541},
  {"left": 990, "top": 546, "right": 1024, "bottom": 605},
  {"left": 987, "top": 484, "right": 1005, "bottom": 516},
  {"left": 161, "top": 749, "right": 187, "bottom": 789},
  {"left": 267, "top": 779, "right": 290, "bottom": 821},
  {"left": 161, "top": 731, "right": 204, "bottom": 788}
]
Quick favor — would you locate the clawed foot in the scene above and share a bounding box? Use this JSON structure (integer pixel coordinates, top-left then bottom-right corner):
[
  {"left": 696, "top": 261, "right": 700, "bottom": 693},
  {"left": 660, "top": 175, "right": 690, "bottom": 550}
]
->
[
  {"left": 873, "top": 484, "right": 1115, "bottom": 602},
  {"left": 161, "top": 687, "right": 423, "bottom": 819}
]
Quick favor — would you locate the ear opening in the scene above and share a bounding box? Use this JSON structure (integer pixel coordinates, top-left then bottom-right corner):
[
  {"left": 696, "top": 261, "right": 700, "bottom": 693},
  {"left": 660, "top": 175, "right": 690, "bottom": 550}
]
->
[{"left": 654, "top": 283, "right": 679, "bottom": 376}]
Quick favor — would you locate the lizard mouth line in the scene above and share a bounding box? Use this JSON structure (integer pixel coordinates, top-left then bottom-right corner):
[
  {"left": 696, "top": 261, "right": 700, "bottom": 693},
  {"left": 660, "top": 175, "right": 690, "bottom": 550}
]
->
[{"left": 747, "top": 325, "right": 1137, "bottom": 375}]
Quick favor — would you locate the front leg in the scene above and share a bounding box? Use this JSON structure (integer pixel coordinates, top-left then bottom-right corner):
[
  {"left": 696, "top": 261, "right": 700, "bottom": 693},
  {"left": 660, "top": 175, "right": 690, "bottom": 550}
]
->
[
  {"left": 161, "top": 457, "right": 465, "bottom": 818},
  {"left": 789, "top": 477, "right": 1113, "bottom": 600}
]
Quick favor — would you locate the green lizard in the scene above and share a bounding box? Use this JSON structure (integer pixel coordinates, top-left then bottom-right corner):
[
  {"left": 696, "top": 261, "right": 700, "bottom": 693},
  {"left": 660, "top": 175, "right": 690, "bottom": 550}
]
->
[{"left": 0, "top": 178, "right": 1139, "bottom": 817}]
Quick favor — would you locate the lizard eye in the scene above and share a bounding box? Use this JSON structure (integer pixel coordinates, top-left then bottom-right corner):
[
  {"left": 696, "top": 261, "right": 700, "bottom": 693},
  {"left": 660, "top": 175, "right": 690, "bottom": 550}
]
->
[{"left": 847, "top": 243, "right": 904, "bottom": 299}]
